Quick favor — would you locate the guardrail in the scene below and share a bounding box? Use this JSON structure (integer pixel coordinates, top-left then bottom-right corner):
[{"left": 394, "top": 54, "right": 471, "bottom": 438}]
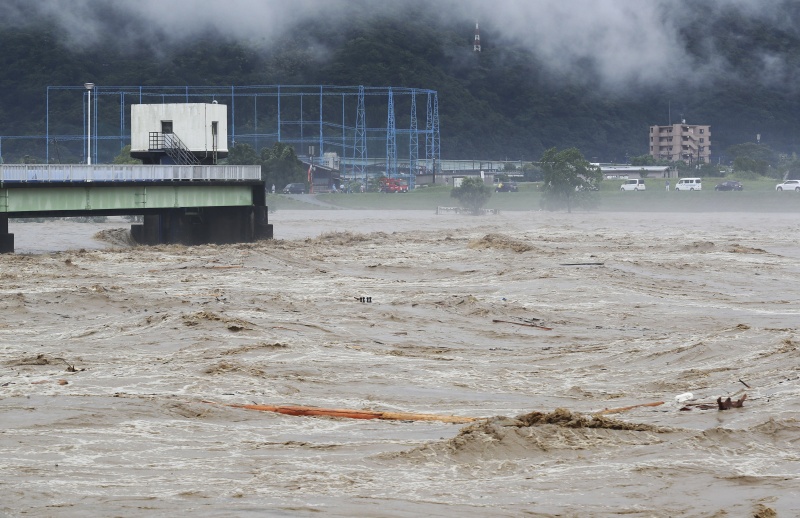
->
[
  {"left": 0, "top": 164, "right": 262, "bottom": 183},
  {"left": 436, "top": 206, "right": 499, "bottom": 215}
]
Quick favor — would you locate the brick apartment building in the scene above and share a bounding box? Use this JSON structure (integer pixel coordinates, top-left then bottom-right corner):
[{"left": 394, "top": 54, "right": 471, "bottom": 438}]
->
[{"left": 649, "top": 122, "right": 711, "bottom": 164}]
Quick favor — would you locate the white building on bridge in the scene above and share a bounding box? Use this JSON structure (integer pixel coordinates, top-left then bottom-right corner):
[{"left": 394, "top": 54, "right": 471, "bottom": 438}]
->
[{"left": 130, "top": 103, "right": 228, "bottom": 165}]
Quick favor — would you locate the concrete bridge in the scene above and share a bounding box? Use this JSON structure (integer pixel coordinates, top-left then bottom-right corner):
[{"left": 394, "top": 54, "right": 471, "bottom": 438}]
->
[{"left": 0, "top": 164, "right": 272, "bottom": 253}]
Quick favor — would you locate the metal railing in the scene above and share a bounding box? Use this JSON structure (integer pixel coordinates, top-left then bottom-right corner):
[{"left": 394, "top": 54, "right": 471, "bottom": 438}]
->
[
  {"left": 0, "top": 164, "right": 262, "bottom": 183},
  {"left": 149, "top": 132, "right": 201, "bottom": 166}
]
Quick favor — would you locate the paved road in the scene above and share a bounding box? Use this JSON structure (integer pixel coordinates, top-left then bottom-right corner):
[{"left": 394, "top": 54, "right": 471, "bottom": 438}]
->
[{"left": 273, "top": 193, "right": 343, "bottom": 209}]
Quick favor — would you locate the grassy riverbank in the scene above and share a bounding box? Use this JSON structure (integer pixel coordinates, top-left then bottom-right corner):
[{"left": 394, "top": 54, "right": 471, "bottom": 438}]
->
[{"left": 267, "top": 177, "right": 800, "bottom": 212}]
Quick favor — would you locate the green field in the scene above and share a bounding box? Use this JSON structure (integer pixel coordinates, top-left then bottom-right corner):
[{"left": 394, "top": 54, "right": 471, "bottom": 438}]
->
[{"left": 267, "top": 178, "right": 800, "bottom": 212}]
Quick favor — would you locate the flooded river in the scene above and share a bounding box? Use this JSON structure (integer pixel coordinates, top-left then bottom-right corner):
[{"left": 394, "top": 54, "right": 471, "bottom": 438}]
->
[{"left": 2, "top": 210, "right": 798, "bottom": 516}]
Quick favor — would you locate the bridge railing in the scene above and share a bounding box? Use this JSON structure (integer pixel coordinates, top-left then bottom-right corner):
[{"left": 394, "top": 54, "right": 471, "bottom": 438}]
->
[{"left": 0, "top": 164, "right": 262, "bottom": 183}]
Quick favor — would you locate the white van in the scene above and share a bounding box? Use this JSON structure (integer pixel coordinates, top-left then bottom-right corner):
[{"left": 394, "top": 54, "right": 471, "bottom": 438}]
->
[
  {"left": 620, "top": 179, "right": 646, "bottom": 191},
  {"left": 675, "top": 178, "right": 702, "bottom": 191}
]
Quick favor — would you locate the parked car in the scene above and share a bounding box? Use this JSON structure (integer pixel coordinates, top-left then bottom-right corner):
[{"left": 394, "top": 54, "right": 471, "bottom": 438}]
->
[
  {"left": 282, "top": 183, "right": 306, "bottom": 194},
  {"left": 776, "top": 179, "right": 800, "bottom": 191},
  {"left": 620, "top": 179, "right": 645, "bottom": 191},
  {"left": 714, "top": 181, "right": 743, "bottom": 191},
  {"left": 495, "top": 181, "right": 518, "bottom": 192},
  {"left": 675, "top": 178, "right": 702, "bottom": 191}
]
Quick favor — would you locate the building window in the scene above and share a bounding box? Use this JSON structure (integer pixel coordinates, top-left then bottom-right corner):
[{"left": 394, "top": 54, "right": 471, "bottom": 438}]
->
[
  {"left": 161, "top": 121, "right": 173, "bottom": 134},
  {"left": 700, "top": 129, "right": 704, "bottom": 134}
]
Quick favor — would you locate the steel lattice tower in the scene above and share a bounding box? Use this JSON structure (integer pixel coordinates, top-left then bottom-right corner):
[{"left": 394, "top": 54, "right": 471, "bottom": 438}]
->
[
  {"left": 409, "top": 89, "right": 418, "bottom": 186},
  {"left": 425, "top": 92, "right": 440, "bottom": 174},
  {"left": 352, "top": 86, "right": 367, "bottom": 179},
  {"left": 386, "top": 88, "right": 397, "bottom": 178}
]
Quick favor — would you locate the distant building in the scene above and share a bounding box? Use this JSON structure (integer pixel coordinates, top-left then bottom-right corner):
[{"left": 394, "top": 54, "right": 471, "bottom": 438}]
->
[
  {"left": 320, "top": 151, "right": 341, "bottom": 170},
  {"left": 302, "top": 160, "right": 341, "bottom": 193},
  {"left": 593, "top": 164, "right": 673, "bottom": 179},
  {"left": 649, "top": 121, "right": 710, "bottom": 164}
]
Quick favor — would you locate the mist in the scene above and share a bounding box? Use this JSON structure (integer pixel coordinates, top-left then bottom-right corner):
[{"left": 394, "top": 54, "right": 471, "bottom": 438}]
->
[{"left": 3, "top": 0, "right": 800, "bottom": 92}]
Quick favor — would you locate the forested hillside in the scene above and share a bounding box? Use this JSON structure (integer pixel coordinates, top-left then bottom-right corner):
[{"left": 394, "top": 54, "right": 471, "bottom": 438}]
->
[{"left": 2, "top": 0, "right": 800, "bottom": 164}]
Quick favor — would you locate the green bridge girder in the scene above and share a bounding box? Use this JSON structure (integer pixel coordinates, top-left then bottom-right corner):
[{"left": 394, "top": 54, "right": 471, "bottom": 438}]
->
[{"left": 0, "top": 184, "right": 254, "bottom": 214}]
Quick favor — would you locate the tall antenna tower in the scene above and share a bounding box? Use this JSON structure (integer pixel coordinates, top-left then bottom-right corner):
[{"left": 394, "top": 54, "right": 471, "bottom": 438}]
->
[{"left": 474, "top": 22, "right": 481, "bottom": 52}]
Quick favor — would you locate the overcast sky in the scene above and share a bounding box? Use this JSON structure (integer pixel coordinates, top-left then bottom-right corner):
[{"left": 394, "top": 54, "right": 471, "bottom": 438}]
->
[{"left": 4, "top": 0, "right": 795, "bottom": 91}]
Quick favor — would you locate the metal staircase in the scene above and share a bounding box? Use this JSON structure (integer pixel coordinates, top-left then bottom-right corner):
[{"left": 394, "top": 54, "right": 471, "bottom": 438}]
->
[{"left": 149, "top": 132, "right": 200, "bottom": 165}]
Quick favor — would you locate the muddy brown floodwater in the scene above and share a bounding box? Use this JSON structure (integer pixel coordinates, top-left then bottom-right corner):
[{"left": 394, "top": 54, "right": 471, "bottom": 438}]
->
[{"left": 2, "top": 210, "right": 798, "bottom": 517}]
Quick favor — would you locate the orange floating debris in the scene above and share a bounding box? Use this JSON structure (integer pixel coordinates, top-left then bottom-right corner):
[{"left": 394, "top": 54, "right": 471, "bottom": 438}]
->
[{"left": 217, "top": 402, "right": 477, "bottom": 424}]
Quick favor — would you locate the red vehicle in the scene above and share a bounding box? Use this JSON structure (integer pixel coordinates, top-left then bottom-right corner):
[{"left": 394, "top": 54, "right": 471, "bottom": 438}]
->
[{"left": 380, "top": 178, "right": 409, "bottom": 193}]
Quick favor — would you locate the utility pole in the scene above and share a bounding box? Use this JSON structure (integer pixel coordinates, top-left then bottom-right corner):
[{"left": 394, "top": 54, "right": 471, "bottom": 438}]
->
[{"left": 85, "top": 83, "right": 94, "bottom": 164}]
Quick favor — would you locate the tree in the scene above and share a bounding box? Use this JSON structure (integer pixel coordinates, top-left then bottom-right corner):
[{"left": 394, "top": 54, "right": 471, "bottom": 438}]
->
[
  {"left": 726, "top": 142, "right": 777, "bottom": 166},
  {"left": 778, "top": 153, "right": 800, "bottom": 180},
  {"left": 367, "top": 175, "right": 385, "bottom": 193},
  {"left": 540, "top": 147, "right": 602, "bottom": 213},
  {"left": 450, "top": 176, "right": 492, "bottom": 215},
  {"left": 225, "top": 143, "right": 260, "bottom": 165},
  {"left": 17, "top": 154, "right": 40, "bottom": 164},
  {"left": 112, "top": 145, "right": 141, "bottom": 164},
  {"left": 630, "top": 154, "right": 656, "bottom": 166},
  {"left": 260, "top": 142, "right": 306, "bottom": 188},
  {"left": 522, "top": 162, "right": 543, "bottom": 182},
  {"left": 732, "top": 156, "right": 768, "bottom": 175},
  {"left": 696, "top": 162, "right": 724, "bottom": 177}
]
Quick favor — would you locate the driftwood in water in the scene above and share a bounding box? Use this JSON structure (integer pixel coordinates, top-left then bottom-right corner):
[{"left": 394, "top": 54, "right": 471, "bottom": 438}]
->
[
  {"left": 679, "top": 394, "right": 748, "bottom": 411},
  {"left": 492, "top": 319, "right": 553, "bottom": 330},
  {"left": 717, "top": 394, "right": 747, "bottom": 410}
]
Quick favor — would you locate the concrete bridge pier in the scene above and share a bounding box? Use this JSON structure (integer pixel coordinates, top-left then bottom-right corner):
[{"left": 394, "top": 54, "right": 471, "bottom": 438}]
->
[
  {"left": 163, "top": 209, "right": 206, "bottom": 245},
  {"left": 130, "top": 215, "right": 164, "bottom": 246},
  {"left": 130, "top": 206, "right": 271, "bottom": 246},
  {"left": 0, "top": 215, "right": 13, "bottom": 254},
  {"left": 254, "top": 206, "right": 274, "bottom": 240},
  {"left": 205, "top": 206, "right": 253, "bottom": 244},
  {"left": 131, "top": 210, "right": 207, "bottom": 246}
]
